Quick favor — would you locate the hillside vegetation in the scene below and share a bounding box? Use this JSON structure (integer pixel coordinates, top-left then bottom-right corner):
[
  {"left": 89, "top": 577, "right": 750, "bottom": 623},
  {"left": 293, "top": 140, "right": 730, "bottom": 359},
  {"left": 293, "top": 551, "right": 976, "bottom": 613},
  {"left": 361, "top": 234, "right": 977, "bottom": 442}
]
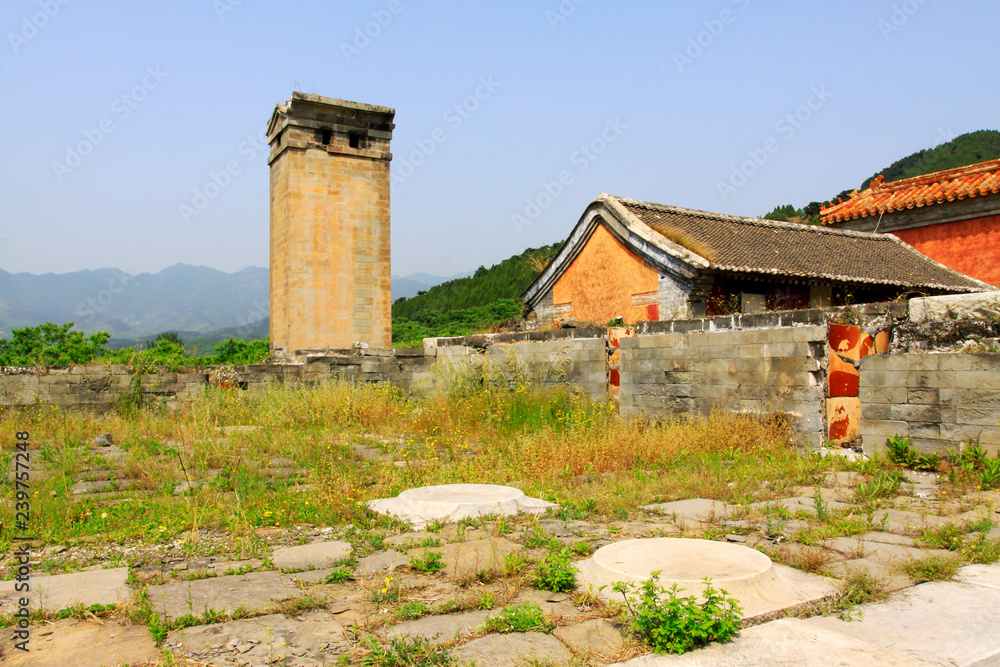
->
[
  {"left": 764, "top": 129, "right": 1000, "bottom": 224},
  {"left": 0, "top": 322, "right": 269, "bottom": 367},
  {"left": 391, "top": 243, "right": 561, "bottom": 346}
]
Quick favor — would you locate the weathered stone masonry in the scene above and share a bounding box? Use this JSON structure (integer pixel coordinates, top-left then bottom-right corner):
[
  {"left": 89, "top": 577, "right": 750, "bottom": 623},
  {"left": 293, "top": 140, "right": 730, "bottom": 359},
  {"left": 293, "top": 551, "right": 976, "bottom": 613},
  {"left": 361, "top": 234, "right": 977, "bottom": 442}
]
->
[
  {"left": 3, "top": 295, "right": 998, "bottom": 455},
  {"left": 267, "top": 94, "right": 395, "bottom": 356}
]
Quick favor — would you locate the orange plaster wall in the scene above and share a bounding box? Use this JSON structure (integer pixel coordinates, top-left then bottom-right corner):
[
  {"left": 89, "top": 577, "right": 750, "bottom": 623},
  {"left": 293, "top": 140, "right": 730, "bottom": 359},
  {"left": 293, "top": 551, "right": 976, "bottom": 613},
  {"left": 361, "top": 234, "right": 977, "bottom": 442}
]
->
[
  {"left": 892, "top": 215, "right": 1000, "bottom": 286},
  {"left": 552, "top": 223, "right": 659, "bottom": 324}
]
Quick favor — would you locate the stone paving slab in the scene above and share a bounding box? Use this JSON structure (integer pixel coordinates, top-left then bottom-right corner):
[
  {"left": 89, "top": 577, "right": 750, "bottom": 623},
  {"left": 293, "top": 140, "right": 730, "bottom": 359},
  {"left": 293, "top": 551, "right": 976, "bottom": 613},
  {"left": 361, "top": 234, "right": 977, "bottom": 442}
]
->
[
  {"left": 357, "top": 549, "right": 410, "bottom": 576},
  {"left": 858, "top": 531, "right": 917, "bottom": 546},
  {"left": 144, "top": 570, "right": 307, "bottom": 620},
  {"left": 451, "top": 631, "right": 572, "bottom": 667},
  {"left": 825, "top": 557, "right": 915, "bottom": 592},
  {"left": 553, "top": 618, "right": 625, "bottom": 657},
  {"left": 409, "top": 536, "right": 521, "bottom": 577},
  {"left": 823, "top": 537, "right": 952, "bottom": 563},
  {"left": 640, "top": 498, "right": 732, "bottom": 522},
  {"left": 805, "top": 565, "right": 1000, "bottom": 666},
  {"left": 0, "top": 567, "right": 130, "bottom": 613},
  {"left": 0, "top": 618, "right": 161, "bottom": 667},
  {"left": 383, "top": 609, "right": 490, "bottom": 645},
  {"left": 166, "top": 610, "right": 346, "bottom": 664},
  {"left": 873, "top": 509, "right": 954, "bottom": 534},
  {"left": 749, "top": 496, "right": 851, "bottom": 517},
  {"left": 960, "top": 563, "right": 1000, "bottom": 590},
  {"left": 271, "top": 540, "right": 352, "bottom": 570},
  {"left": 611, "top": 617, "right": 935, "bottom": 666}
]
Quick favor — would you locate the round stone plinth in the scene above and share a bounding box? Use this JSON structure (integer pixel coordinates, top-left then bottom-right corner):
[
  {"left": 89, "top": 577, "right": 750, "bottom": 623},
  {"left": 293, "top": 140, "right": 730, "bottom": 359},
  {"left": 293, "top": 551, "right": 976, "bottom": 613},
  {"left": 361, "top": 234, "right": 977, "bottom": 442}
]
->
[
  {"left": 577, "top": 537, "right": 835, "bottom": 620},
  {"left": 367, "top": 484, "right": 556, "bottom": 530}
]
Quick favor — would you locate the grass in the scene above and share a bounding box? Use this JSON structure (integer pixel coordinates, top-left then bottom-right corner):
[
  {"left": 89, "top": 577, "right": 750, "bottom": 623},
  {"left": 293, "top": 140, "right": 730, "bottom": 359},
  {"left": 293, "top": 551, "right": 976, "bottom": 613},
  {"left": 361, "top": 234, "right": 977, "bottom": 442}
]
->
[
  {"left": 477, "top": 602, "right": 553, "bottom": 634},
  {"left": 0, "top": 376, "right": 820, "bottom": 559},
  {"left": 900, "top": 554, "right": 963, "bottom": 582}
]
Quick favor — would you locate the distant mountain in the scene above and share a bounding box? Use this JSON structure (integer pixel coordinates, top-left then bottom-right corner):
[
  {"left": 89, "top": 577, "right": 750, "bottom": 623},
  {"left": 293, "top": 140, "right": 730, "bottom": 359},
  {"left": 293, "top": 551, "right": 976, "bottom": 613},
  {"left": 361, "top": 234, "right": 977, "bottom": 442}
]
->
[
  {"left": 0, "top": 264, "right": 268, "bottom": 340},
  {"left": 390, "top": 271, "right": 473, "bottom": 300}
]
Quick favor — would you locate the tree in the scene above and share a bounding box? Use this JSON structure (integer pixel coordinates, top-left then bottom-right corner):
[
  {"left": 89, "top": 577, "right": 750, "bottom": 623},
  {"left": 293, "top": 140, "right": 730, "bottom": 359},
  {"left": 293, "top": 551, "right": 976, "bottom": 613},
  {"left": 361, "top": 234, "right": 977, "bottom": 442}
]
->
[{"left": 0, "top": 322, "right": 110, "bottom": 366}]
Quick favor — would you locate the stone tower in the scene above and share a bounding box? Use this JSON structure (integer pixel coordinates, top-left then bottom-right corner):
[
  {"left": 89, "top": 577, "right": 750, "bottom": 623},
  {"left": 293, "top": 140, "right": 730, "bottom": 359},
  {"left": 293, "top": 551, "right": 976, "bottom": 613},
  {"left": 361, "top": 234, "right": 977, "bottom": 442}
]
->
[{"left": 266, "top": 93, "right": 395, "bottom": 357}]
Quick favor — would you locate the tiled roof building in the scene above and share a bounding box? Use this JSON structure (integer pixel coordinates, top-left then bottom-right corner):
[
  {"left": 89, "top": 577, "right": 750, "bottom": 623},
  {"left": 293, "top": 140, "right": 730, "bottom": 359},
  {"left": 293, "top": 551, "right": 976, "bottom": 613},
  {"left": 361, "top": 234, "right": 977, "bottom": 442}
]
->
[
  {"left": 522, "top": 194, "right": 992, "bottom": 328},
  {"left": 821, "top": 160, "right": 1000, "bottom": 286}
]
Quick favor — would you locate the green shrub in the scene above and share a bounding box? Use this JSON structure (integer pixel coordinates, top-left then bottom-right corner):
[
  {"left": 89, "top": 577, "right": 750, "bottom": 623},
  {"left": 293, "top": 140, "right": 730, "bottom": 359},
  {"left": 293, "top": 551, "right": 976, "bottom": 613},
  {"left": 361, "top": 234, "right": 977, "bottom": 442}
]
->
[
  {"left": 533, "top": 550, "right": 576, "bottom": 593},
  {"left": 612, "top": 573, "right": 742, "bottom": 655}
]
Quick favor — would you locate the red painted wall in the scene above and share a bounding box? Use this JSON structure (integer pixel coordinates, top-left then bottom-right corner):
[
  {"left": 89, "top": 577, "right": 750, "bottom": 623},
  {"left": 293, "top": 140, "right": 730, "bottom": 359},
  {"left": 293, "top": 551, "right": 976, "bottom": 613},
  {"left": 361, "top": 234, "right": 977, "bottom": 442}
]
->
[
  {"left": 892, "top": 215, "right": 1000, "bottom": 286},
  {"left": 552, "top": 223, "right": 660, "bottom": 324}
]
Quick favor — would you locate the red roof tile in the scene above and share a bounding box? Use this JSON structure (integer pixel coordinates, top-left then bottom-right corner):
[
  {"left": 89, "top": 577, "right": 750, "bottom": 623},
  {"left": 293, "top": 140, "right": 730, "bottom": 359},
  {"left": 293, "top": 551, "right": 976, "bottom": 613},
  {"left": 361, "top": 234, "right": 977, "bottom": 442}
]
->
[{"left": 820, "top": 159, "right": 1000, "bottom": 224}]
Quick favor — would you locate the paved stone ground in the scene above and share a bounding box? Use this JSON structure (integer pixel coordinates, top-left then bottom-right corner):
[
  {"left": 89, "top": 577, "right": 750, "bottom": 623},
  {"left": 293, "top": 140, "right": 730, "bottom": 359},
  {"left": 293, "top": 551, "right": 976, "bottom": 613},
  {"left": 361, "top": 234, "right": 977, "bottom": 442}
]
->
[{"left": 1, "top": 468, "right": 999, "bottom": 665}]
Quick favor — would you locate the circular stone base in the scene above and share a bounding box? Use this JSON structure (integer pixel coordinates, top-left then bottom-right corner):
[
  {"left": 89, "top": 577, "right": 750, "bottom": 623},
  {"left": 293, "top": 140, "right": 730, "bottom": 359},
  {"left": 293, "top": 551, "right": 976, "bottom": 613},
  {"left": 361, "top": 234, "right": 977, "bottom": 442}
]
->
[
  {"left": 577, "top": 537, "right": 835, "bottom": 619},
  {"left": 367, "top": 484, "right": 555, "bottom": 529}
]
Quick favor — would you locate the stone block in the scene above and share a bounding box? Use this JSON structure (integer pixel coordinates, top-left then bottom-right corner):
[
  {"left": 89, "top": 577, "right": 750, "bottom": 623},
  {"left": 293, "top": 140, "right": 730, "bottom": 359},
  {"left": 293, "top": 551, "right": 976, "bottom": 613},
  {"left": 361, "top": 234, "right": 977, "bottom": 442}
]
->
[
  {"left": 908, "top": 422, "right": 940, "bottom": 440},
  {"left": 891, "top": 403, "right": 941, "bottom": 422},
  {"left": 859, "top": 386, "right": 907, "bottom": 404},
  {"left": 907, "top": 388, "right": 940, "bottom": 405},
  {"left": 939, "top": 423, "right": 987, "bottom": 444},
  {"left": 859, "top": 355, "right": 911, "bottom": 373},
  {"left": 956, "top": 407, "right": 1000, "bottom": 426},
  {"left": 860, "top": 419, "right": 909, "bottom": 439},
  {"left": 861, "top": 403, "right": 891, "bottom": 421}
]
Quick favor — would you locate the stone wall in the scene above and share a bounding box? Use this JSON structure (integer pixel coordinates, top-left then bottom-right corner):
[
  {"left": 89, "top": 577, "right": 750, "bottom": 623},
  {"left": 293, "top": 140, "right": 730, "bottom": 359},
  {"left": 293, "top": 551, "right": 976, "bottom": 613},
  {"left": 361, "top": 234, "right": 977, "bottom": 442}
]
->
[
  {"left": 859, "top": 352, "right": 1000, "bottom": 456},
  {"left": 618, "top": 325, "right": 828, "bottom": 447},
  {"left": 0, "top": 349, "right": 437, "bottom": 411},
  {"left": 4, "top": 294, "right": 998, "bottom": 454}
]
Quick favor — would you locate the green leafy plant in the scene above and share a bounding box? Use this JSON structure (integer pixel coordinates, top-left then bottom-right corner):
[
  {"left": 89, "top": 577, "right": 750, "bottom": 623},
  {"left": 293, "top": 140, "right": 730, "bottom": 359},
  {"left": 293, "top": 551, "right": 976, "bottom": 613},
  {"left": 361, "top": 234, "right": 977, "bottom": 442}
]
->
[
  {"left": 885, "top": 435, "right": 940, "bottom": 471},
  {"left": 523, "top": 525, "right": 561, "bottom": 551},
  {"left": 324, "top": 567, "right": 355, "bottom": 584},
  {"left": 361, "top": 635, "right": 453, "bottom": 666},
  {"left": 394, "top": 601, "right": 429, "bottom": 621},
  {"left": 533, "top": 550, "right": 577, "bottom": 593},
  {"left": 477, "top": 591, "right": 496, "bottom": 610},
  {"left": 612, "top": 573, "right": 742, "bottom": 655},
  {"left": 477, "top": 603, "right": 553, "bottom": 634},
  {"left": 410, "top": 550, "right": 445, "bottom": 574}
]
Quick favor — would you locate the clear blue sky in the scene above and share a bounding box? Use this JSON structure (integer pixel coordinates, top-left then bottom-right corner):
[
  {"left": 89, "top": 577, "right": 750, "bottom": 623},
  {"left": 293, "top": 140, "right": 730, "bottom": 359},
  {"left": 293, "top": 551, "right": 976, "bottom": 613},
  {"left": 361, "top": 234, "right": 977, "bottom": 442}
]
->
[{"left": 2, "top": 0, "right": 996, "bottom": 278}]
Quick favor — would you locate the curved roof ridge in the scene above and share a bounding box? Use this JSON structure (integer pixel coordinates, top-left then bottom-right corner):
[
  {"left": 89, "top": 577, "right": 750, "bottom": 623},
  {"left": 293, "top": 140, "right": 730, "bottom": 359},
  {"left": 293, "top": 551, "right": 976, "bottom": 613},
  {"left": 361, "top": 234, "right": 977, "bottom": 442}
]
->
[{"left": 609, "top": 194, "right": 899, "bottom": 241}]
